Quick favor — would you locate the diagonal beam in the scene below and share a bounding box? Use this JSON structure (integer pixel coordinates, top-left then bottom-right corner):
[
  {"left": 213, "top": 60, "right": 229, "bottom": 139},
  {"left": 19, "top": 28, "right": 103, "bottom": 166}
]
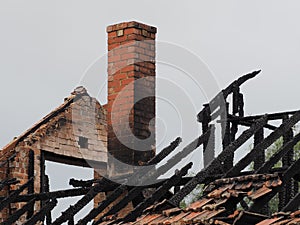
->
[
  {"left": 225, "top": 111, "right": 300, "bottom": 177},
  {"left": 198, "top": 70, "right": 260, "bottom": 122},
  {"left": 24, "top": 199, "right": 57, "bottom": 225},
  {"left": 256, "top": 132, "right": 300, "bottom": 174},
  {"left": 122, "top": 162, "right": 193, "bottom": 223},
  {"left": 57, "top": 137, "right": 182, "bottom": 225},
  {"left": 282, "top": 192, "right": 300, "bottom": 212},
  {"left": 76, "top": 130, "right": 211, "bottom": 225},
  {"left": 250, "top": 156, "right": 300, "bottom": 212},
  {"left": 99, "top": 128, "right": 212, "bottom": 218},
  {"left": 0, "top": 198, "right": 35, "bottom": 225},
  {"left": 97, "top": 163, "right": 193, "bottom": 225},
  {"left": 169, "top": 115, "right": 267, "bottom": 206},
  {"left": 0, "top": 178, "right": 33, "bottom": 211}
]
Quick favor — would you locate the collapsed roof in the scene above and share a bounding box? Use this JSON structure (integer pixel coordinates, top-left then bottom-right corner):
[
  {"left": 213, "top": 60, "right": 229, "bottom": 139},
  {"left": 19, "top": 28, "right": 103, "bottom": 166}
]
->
[{"left": 1, "top": 70, "right": 300, "bottom": 225}]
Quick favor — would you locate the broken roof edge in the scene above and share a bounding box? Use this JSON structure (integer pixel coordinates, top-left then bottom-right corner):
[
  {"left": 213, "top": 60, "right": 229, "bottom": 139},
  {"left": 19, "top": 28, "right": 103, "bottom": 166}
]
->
[{"left": 0, "top": 86, "right": 106, "bottom": 158}]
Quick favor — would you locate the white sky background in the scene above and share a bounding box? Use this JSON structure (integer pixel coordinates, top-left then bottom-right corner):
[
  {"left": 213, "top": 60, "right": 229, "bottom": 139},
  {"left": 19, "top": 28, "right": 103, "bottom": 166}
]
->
[{"left": 1, "top": 0, "right": 300, "bottom": 221}]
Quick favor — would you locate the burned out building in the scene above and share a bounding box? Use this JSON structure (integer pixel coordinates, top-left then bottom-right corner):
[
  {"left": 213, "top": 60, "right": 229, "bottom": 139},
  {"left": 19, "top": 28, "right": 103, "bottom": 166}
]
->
[{"left": 1, "top": 21, "right": 300, "bottom": 225}]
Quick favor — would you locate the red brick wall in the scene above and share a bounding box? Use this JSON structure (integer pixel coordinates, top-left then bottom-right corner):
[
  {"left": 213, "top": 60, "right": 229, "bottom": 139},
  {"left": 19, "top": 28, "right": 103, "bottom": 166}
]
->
[
  {"left": 107, "top": 21, "right": 156, "bottom": 177},
  {"left": 0, "top": 93, "right": 108, "bottom": 222}
]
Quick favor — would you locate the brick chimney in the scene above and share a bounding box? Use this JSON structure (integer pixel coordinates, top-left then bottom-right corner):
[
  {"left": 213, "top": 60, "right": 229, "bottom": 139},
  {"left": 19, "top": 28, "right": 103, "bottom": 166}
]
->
[{"left": 106, "top": 21, "right": 156, "bottom": 177}]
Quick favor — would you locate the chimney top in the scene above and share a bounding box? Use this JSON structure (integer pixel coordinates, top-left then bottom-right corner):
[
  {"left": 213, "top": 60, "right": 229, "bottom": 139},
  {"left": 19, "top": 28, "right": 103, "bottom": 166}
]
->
[{"left": 106, "top": 21, "right": 157, "bottom": 34}]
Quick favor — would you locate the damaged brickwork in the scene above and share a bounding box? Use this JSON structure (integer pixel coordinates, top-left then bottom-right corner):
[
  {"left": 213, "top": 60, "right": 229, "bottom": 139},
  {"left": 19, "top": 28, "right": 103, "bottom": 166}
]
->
[{"left": 1, "top": 21, "right": 300, "bottom": 225}]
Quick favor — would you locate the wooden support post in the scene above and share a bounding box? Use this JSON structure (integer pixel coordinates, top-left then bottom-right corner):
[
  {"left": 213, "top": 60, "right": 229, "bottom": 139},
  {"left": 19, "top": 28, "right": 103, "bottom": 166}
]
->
[
  {"left": 27, "top": 150, "right": 34, "bottom": 219},
  {"left": 254, "top": 128, "right": 265, "bottom": 171},
  {"left": 279, "top": 115, "right": 294, "bottom": 211},
  {"left": 221, "top": 102, "right": 233, "bottom": 172},
  {"left": 202, "top": 104, "right": 214, "bottom": 167}
]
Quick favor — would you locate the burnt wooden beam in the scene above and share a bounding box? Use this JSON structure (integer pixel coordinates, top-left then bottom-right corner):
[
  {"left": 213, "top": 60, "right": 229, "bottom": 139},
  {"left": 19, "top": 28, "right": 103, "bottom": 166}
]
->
[
  {"left": 115, "top": 128, "right": 213, "bottom": 210},
  {"left": 148, "top": 137, "right": 182, "bottom": 165},
  {"left": 253, "top": 128, "right": 268, "bottom": 214},
  {"left": 197, "top": 70, "right": 260, "bottom": 122},
  {"left": 238, "top": 93, "right": 244, "bottom": 117},
  {"left": 225, "top": 110, "right": 299, "bottom": 123},
  {"left": 0, "top": 178, "right": 33, "bottom": 211},
  {"left": 27, "top": 150, "right": 34, "bottom": 219},
  {"left": 222, "top": 102, "right": 233, "bottom": 172},
  {"left": 7, "top": 187, "right": 90, "bottom": 202},
  {"left": 218, "top": 115, "right": 278, "bottom": 131},
  {"left": 279, "top": 115, "right": 294, "bottom": 210},
  {"left": 203, "top": 124, "right": 215, "bottom": 167},
  {"left": 250, "top": 156, "right": 300, "bottom": 213},
  {"left": 75, "top": 186, "right": 127, "bottom": 225},
  {"left": 253, "top": 128, "right": 264, "bottom": 171},
  {"left": 169, "top": 116, "right": 268, "bottom": 206},
  {"left": 77, "top": 132, "right": 210, "bottom": 225},
  {"left": 225, "top": 111, "right": 300, "bottom": 178},
  {"left": 64, "top": 137, "right": 184, "bottom": 225},
  {"left": 256, "top": 132, "right": 300, "bottom": 174},
  {"left": 282, "top": 192, "right": 300, "bottom": 212},
  {"left": 50, "top": 182, "right": 108, "bottom": 225},
  {"left": 70, "top": 137, "right": 182, "bottom": 189},
  {"left": 202, "top": 104, "right": 211, "bottom": 153},
  {"left": 24, "top": 199, "right": 57, "bottom": 225},
  {"left": 43, "top": 151, "right": 106, "bottom": 169},
  {"left": 0, "top": 198, "right": 35, "bottom": 225},
  {"left": 0, "top": 178, "right": 19, "bottom": 192},
  {"left": 119, "top": 163, "right": 193, "bottom": 224},
  {"left": 0, "top": 153, "right": 16, "bottom": 168},
  {"left": 68, "top": 218, "right": 74, "bottom": 225},
  {"left": 69, "top": 177, "right": 119, "bottom": 190}
]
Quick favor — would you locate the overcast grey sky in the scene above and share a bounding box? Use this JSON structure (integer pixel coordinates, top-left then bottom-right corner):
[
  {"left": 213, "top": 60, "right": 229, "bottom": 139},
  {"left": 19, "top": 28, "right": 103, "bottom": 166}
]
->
[
  {"left": 1, "top": 1, "right": 300, "bottom": 222},
  {"left": 1, "top": 0, "right": 300, "bottom": 147}
]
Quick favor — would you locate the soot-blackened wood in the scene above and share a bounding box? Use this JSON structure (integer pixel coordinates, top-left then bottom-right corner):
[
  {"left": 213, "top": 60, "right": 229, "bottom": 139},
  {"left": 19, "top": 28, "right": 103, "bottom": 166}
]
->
[
  {"left": 0, "top": 153, "right": 16, "bottom": 168},
  {"left": 44, "top": 175, "right": 52, "bottom": 224},
  {"left": 280, "top": 115, "right": 294, "bottom": 209},
  {"left": 0, "top": 179, "right": 19, "bottom": 192},
  {"left": 50, "top": 183, "right": 106, "bottom": 225},
  {"left": 253, "top": 128, "right": 268, "bottom": 214},
  {"left": 71, "top": 137, "right": 182, "bottom": 189},
  {"left": 0, "top": 178, "right": 33, "bottom": 211},
  {"left": 1, "top": 198, "right": 35, "bottom": 225},
  {"left": 10, "top": 187, "right": 90, "bottom": 203},
  {"left": 77, "top": 137, "right": 184, "bottom": 225},
  {"left": 204, "top": 124, "right": 215, "bottom": 167},
  {"left": 68, "top": 217, "right": 74, "bottom": 225},
  {"left": 253, "top": 128, "right": 264, "bottom": 171},
  {"left": 121, "top": 163, "right": 193, "bottom": 223},
  {"left": 226, "top": 110, "right": 299, "bottom": 122},
  {"left": 202, "top": 105, "right": 213, "bottom": 167},
  {"left": 232, "top": 85, "right": 239, "bottom": 116},
  {"left": 282, "top": 192, "right": 300, "bottom": 212},
  {"left": 98, "top": 163, "right": 193, "bottom": 225},
  {"left": 238, "top": 93, "right": 244, "bottom": 117},
  {"left": 75, "top": 186, "right": 127, "bottom": 225},
  {"left": 221, "top": 103, "right": 233, "bottom": 172},
  {"left": 27, "top": 150, "right": 34, "bottom": 219},
  {"left": 225, "top": 111, "right": 300, "bottom": 178},
  {"left": 250, "top": 156, "right": 300, "bottom": 213},
  {"left": 147, "top": 137, "right": 182, "bottom": 165},
  {"left": 169, "top": 116, "right": 267, "bottom": 206},
  {"left": 77, "top": 133, "right": 209, "bottom": 225},
  {"left": 202, "top": 104, "right": 211, "bottom": 153},
  {"left": 256, "top": 132, "right": 300, "bottom": 174},
  {"left": 224, "top": 115, "right": 277, "bottom": 131},
  {"left": 24, "top": 199, "right": 57, "bottom": 225},
  {"left": 69, "top": 177, "right": 119, "bottom": 190},
  {"left": 197, "top": 70, "right": 260, "bottom": 123},
  {"left": 98, "top": 130, "right": 212, "bottom": 222}
]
